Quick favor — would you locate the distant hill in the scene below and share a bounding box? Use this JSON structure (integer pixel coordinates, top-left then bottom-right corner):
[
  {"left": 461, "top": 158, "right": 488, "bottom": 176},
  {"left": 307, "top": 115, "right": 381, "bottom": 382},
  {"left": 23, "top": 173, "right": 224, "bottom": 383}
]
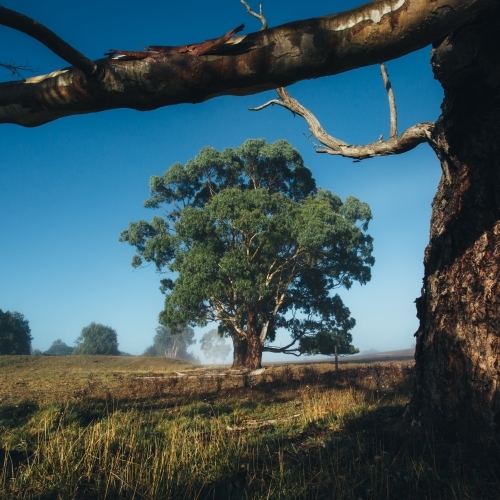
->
[{"left": 361, "top": 348, "right": 379, "bottom": 355}]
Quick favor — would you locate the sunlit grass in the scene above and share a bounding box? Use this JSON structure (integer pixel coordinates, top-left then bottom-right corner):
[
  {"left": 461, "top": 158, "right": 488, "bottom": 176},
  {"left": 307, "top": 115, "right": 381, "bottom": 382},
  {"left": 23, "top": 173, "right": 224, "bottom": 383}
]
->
[{"left": 1, "top": 358, "right": 498, "bottom": 499}]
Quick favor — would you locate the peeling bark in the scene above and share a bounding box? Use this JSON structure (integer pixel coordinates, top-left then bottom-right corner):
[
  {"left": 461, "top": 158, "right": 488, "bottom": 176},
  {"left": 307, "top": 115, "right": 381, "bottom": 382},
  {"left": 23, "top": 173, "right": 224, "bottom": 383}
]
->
[
  {"left": 0, "top": 0, "right": 492, "bottom": 127},
  {"left": 407, "top": 8, "right": 500, "bottom": 439}
]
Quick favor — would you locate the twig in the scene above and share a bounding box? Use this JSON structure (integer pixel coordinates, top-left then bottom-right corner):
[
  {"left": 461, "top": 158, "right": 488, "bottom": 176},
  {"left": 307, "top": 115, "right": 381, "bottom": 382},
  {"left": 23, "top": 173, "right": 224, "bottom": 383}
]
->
[
  {"left": 0, "top": 61, "right": 37, "bottom": 79},
  {"left": 240, "top": 0, "right": 268, "bottom": 30}
]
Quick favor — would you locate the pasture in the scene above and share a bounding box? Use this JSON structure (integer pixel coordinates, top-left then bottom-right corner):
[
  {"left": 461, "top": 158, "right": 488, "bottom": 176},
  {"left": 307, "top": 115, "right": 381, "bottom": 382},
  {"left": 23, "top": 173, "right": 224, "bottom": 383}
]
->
[{"left": 0, "top": 356, "right": 498, "bottom": 499}]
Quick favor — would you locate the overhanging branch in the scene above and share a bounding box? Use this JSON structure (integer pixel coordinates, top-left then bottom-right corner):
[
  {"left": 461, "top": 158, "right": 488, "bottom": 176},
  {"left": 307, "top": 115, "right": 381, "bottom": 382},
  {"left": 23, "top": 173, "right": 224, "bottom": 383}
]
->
[{"left": 0, "top": 0, "right": 492, "bottom": 127}]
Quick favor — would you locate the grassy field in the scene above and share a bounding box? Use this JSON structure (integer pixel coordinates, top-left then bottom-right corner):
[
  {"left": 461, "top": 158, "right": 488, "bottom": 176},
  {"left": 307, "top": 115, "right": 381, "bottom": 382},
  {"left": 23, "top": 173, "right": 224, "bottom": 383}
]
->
[{"left": 0, "top": 356, "right": 498, "bottom": 499}]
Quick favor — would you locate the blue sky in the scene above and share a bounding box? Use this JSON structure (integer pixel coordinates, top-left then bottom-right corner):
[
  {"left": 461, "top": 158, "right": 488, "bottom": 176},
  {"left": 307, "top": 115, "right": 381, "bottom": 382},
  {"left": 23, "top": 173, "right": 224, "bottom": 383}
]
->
[{"left": 0, "top": 0, "right": 443, "bottom": 360}]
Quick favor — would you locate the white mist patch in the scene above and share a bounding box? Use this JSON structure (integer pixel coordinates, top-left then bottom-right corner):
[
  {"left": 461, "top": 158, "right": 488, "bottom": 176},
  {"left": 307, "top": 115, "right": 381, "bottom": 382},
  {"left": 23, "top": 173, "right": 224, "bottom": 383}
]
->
[{"left": 333, "top": 0, "right": 406, "bottom": 31}]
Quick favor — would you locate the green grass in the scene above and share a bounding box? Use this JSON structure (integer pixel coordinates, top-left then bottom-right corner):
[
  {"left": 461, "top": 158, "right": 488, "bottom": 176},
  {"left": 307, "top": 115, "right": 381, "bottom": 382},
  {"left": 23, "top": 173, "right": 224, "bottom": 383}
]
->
[{"left": 0, "top": 357, "right": 498, "bottom": 499}]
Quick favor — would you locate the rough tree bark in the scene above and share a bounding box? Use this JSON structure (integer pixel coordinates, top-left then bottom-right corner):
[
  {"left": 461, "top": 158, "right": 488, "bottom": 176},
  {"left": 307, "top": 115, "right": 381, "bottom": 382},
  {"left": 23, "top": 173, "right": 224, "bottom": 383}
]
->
[
  {"left": 405, "top": 9, "right": 500, "bottom": 439},
  {"left": 0, "top": 0, "right": 491, "bottom": 127},
  {"left": 232, "top": 337, "right": 248, "bottom": 369},
  {"left": 245, "top": 321, "right": 264, "bottom": 370}
]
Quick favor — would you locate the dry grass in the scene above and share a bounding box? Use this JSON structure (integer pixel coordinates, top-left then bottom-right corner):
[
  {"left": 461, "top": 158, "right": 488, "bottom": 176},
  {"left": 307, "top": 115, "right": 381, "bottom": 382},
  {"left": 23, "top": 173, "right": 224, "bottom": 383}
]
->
[
  {"left": 0, "top": 355, "right": 196, "bottom": 406},
  {"left": 0, "top": 357, "right": 499, "bottom": 499}
]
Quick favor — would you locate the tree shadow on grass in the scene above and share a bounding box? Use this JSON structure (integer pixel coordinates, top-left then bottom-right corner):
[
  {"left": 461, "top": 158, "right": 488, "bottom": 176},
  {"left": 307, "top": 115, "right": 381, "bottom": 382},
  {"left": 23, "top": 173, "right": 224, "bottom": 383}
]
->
[
  {"left": 197, "top": 404, "right": 500, "bottom": 500},
  {"left": 0, "top": 401, "right": 38, "bottom": 428}
]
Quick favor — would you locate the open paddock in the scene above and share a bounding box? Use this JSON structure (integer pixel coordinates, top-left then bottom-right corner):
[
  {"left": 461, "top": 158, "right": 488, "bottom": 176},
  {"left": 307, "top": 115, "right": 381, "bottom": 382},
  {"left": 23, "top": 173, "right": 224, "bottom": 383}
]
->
[{"left": 0, "top": 355, "right": 498, "bottom": 499}]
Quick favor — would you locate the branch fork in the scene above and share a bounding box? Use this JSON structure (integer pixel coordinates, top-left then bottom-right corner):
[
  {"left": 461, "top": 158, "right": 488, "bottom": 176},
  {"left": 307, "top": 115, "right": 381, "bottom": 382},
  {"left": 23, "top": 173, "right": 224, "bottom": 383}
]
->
[
  {"left": 251, "top": 65, "right": 434, "bottom": 160},
  {"left": 240, "top": 0, "right": 268, "bottom": 30}
]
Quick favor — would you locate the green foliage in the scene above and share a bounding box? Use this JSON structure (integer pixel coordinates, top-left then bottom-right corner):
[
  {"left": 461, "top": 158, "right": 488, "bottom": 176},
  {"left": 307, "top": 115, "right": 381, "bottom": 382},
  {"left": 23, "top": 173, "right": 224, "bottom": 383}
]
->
[
  {"left": 298, "top": 330, "right": 360, "bottom": 356},
  {"left": 44, "top": 339, "right": 74, "bottom": 356},
  {"left": 200, "top": 329, "right": 231, "bottom": 363},
  {"left": 121, "top": 139, "right": 373, "bottom": 360},
  {"left": 0, "top": 309, "right": 32, "bottom": 355},
  {"left": 143, "top": 325, "right": 198, "bottom": 362},
  {"left": 73, "top": 323, "right": 120, "bottom": 356}
]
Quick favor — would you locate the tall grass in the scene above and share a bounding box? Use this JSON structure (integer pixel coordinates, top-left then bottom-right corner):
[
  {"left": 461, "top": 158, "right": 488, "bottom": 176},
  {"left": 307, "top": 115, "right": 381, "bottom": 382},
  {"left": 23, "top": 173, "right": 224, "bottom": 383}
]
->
[{"left": 1, "top": 361, "right": 498, "bottom": 499}]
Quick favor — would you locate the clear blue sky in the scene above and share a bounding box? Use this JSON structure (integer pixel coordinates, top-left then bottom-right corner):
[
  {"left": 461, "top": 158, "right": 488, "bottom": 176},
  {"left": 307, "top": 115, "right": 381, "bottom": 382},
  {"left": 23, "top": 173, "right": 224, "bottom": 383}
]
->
[{"left": 0, "top": 0, "right": 443, "bottom": 360}]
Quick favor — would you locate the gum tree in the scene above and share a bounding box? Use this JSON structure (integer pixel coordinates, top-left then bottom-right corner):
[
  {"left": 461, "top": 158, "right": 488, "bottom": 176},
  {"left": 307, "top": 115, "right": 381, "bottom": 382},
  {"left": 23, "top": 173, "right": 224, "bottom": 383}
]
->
[{"left": 120, "top": 139, "right": 373, "bottom": 369}]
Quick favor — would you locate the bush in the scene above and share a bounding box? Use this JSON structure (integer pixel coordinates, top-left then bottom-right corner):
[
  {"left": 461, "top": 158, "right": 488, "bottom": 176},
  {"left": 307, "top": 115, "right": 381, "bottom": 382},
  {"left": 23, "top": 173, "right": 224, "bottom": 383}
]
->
[{"left": 73, "top": 323, "right": 119, "bottom": 355}]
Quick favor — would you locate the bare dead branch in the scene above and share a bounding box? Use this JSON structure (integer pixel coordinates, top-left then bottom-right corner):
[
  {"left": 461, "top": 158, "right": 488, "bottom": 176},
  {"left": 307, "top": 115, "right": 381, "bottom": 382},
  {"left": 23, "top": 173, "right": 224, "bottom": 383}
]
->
[
  {"left": 380, "top": 63, "right": 398, "bottom": 139},
  {"left": 240, "top": 0, "right": 268, "bottom": 30},
  {"left": 251, "top": 87, "right": 433, "bottom": 160},
  {"left": 0, "top": 5, "right": 100, "bottom": 77}
]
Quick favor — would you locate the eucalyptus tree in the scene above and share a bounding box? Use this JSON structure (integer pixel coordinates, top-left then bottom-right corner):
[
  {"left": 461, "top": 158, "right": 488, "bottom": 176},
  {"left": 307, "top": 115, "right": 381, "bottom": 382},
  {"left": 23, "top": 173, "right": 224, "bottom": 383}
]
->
[{"left": 121, "top": 139, "right": 373, "bottom": 369}]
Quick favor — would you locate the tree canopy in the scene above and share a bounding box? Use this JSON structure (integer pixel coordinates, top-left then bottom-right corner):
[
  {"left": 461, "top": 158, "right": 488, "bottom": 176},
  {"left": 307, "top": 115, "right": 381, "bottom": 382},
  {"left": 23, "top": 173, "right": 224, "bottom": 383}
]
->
[
  {"left": 121, "top": 139, "right": 373, "bottom": 368},
  {"left": 73, "top": 322, "right": 120, "bottom": 355},
  {"left": 0, "top": 309, "right": 32, "bottom": 355}
]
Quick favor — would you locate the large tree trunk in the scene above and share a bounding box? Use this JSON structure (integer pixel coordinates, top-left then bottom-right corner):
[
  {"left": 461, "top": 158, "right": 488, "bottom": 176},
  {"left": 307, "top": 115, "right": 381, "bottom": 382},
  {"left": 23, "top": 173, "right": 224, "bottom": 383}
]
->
[
  {"left": 407, "top": 9, "right": 500, "bottom": 439},
  {"left": 232, "top": 337, "right": 248, "bottom": 369},
  {"left": 231, "top": 325, "right": 263, "bottom": 369},
  {"left": 245, "top": 330, "right": 263, "bottom": 370}
]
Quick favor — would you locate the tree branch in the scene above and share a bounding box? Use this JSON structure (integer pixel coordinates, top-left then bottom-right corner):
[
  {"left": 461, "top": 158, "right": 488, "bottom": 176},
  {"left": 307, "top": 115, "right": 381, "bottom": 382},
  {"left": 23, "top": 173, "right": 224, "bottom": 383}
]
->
[
  {"left": 251, "top": 87, "right": 434, "bottom": 160},
  {"left": 0, "top": 5, "right": 100, "bottom": 77},
  {"left": 380, "top": 63, "right": 397, "bottom": 139},
  {"left": 240, "top": 0, "right": 268, "bottom": 30},
  {"left": 263, "top": 343, "right": 301, "bottom": 355},
  {"left": 0, "top": 0, "right": 491, "bottom": 127}
]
